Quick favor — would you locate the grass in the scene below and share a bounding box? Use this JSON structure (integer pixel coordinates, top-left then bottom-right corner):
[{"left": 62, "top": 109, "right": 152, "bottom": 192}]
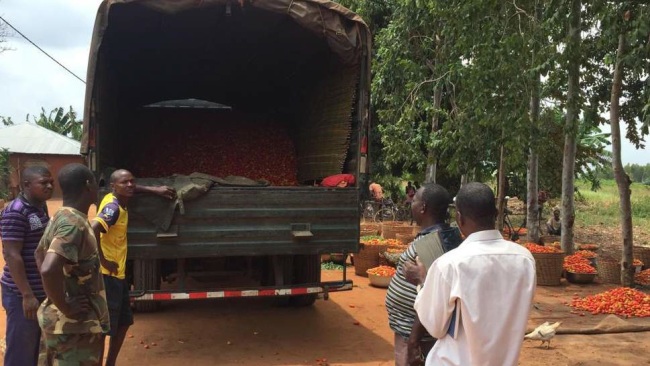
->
[{"left": 574, "top": 179, "right": 650, "bottom": 230}]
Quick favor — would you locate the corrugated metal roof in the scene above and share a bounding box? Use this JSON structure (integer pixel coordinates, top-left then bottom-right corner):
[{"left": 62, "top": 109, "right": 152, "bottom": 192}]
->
[{"left": 0, "top": 123, "right": 81, "bottom": 155}]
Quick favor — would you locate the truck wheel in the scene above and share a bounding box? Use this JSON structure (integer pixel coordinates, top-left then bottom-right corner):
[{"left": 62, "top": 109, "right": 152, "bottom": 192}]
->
[
  {"left": 132, "top": 259, "right": 161, "bottom": 312},
  {"left": 290, "top": 254, "right": 321, "bottom": 307}
]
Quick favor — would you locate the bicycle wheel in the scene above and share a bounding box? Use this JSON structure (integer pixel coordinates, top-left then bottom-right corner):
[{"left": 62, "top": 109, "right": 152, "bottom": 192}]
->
[
  {"left": 396, "top": 206, "right": 411, "bottom": 222},
  {"left": 362, "top": 201, "right": 375, "bottom": 221},
  {"left": 374, "top": 207, "right": 396, "bottom": 222}
]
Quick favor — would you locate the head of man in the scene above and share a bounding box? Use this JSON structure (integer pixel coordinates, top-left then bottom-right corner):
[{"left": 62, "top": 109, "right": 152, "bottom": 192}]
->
[
  {"left": 21, "top": 166, "right": 54, "bottom": 203},
  {"left": 411, "top": 183, "right": 452, "bottom": 227},
  {"left": 110, "top": 169, "right": 136, "bottom": 199},
  {"left": 58, "top": 163, "right": 98, "bottom": 207},
  {"left": 553, "top": 206, "right": 561, "bottom": 220},
  {"left": 455, "top": 182, "right": 497, "bottom": 237}
]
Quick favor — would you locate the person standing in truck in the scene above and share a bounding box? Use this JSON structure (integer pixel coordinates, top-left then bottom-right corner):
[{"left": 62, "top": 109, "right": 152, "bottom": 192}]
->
[
  {"left": 1, "top": 166, "right": 53, "bottom": 366},
  {"left": 90, "top": 169, "right": 174, "bottom": 366},
  {"left": 36, "top": 163, "right": 110, "bottom": 365}
]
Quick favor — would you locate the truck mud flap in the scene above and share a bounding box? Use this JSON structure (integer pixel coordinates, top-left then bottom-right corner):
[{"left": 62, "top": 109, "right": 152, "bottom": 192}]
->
[{"left": 129, "top": 280, "right": 353, "bottom": 301}]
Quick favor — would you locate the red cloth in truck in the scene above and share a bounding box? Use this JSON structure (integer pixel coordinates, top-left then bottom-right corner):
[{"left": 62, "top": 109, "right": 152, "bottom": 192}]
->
[{"left": 321, "top": 174, "right": 355, "bottom": 187}]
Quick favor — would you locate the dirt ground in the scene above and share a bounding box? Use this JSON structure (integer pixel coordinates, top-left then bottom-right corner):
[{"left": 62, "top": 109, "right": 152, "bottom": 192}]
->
[{"left": 1, "top": 200, "right": 649, "bottom": 365}]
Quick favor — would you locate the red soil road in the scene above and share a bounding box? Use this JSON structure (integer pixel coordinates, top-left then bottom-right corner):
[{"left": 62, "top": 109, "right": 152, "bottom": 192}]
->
[{"left": 0, "top": 200, "right": 648, "bottom": 365}]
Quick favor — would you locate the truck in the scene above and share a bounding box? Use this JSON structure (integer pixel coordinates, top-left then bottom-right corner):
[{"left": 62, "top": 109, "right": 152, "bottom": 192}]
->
[{"left": 81, "top": 0, "right": 371, "bottom": 310}]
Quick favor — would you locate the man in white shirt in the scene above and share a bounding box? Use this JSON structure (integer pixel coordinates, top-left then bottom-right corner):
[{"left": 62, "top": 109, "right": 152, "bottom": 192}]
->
[{"left": 406, "top": 182, "right": 536, "bottom": 366}]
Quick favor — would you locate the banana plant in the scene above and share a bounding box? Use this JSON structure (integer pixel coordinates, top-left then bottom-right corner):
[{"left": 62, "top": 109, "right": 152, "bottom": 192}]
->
[{"left": 28, "top": 106, "right": 82, "bottom": 141}]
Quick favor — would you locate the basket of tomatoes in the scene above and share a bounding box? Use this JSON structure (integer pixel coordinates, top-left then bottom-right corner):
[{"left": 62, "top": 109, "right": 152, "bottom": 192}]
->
[
  {"left": 366, "top": 266, "right": 396, "bottom": 288},
  {"left": 525, "top": 243, "right": 565, "bottom": 286}
]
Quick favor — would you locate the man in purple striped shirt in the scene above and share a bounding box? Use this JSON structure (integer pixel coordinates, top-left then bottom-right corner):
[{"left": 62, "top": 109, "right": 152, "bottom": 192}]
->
[{"left": 1, "top": 166, "right": 53, "bottom": 366}]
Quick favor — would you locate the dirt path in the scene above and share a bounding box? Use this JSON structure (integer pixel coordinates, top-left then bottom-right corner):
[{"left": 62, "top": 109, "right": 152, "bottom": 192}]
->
[{"left": 1, "top": 200, "right": 648, "bottom": 365}]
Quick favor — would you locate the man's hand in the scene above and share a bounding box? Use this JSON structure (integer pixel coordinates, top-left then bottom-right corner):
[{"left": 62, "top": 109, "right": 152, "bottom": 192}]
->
[
  {"left": 154, "top": 186, "right": 176, "bottom": 200},
  {"left": 406, "top": 340, "right": 425, "bottom": 366},
  {"left": 60, "top": 296, "right": 91, "bottom": 318},
  {"left": 101, "top": 258, "right": 119, "bottom": 276},
  {"left": 22, "top": 294, "right": 40, "bottom": 320},
  {"left": 403, "top": 256, "right": 427, "bottom": 286}
]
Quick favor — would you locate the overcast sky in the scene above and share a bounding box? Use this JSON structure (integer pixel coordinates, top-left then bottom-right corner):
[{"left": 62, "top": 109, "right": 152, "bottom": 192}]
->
[{"left": 0, "top": 0, "right": 648, "bottom": 165}]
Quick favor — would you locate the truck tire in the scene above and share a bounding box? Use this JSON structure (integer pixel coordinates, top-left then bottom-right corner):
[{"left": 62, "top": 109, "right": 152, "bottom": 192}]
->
[
  {"left": 132, "top": 259, "right": 161, "bottom": 312},
  {"left": 290, "top": 254, "right": 320, "bottom": 307}
]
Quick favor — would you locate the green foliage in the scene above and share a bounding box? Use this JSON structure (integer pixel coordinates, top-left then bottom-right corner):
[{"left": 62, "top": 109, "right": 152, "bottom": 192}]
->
[
  {"left": 624, "top": 163, "right": 650, "bottom": 184},
  {"left": 0, "top": 116, "right": 13, "bottom": 126},
  {"left": 28, "top": 106, "right": 82, "bottom": 141},
  {"left": 576, "top": 180, "right": 650, "bottom": 231},
  {"left": 0, "top": 148, "right": 11, "bottom": 200}
]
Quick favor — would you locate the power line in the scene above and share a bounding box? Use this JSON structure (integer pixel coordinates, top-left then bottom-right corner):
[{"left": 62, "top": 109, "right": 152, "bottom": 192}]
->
[{"left": 0, "top": 15, "right": 86, "bottom": 84}]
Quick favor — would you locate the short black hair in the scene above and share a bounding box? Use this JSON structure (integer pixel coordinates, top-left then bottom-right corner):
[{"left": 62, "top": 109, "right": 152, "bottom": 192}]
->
[
  {"left": 21, "top": 166, "right": 51, "bottom": 185},
  {"left": 58, "top": 163, "right": 94, "bottom": 201},
  {"left": 455, "top": 182, "right": 497, "bottom": 226},
  {"left": 420, "top": 183, "right": 452, "bottom": 219}
]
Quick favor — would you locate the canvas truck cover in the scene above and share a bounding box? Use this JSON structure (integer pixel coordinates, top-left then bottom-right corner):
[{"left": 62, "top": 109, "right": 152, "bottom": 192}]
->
[{"left": 81, "top": 0, "right": 372, "bottom": 154}]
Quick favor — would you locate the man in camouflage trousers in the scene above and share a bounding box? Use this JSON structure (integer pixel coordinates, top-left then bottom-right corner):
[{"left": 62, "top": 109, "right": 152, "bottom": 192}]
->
[{"left": 35, "top": 164, "right": 109, "bottom": 365}]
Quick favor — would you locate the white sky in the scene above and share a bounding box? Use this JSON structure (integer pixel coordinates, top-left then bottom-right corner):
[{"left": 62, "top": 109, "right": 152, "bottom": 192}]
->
[{"left": 0, "top": 0, "right": 648, "bottom": 165}]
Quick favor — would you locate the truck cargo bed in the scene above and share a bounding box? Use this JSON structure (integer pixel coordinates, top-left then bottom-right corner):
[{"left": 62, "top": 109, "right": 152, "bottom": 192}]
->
[{"left": 127, "top": 187, "right": 360, "bottom": 259}]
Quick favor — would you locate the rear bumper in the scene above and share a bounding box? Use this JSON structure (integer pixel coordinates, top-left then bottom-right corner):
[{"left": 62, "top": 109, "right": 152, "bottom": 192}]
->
[{"left": 130, "top": 280, "right": 353, "bottom": 301}]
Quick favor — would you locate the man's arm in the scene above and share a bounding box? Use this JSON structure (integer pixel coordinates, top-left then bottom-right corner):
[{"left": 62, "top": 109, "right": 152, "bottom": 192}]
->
[
  {"left": 413, "top": 263, "right": 455, "bottom": 339},
  {"left": 90, "top": 220, "right": 118, "bottom": 275},
  {"left": 135, "top": 185, "right": 176, "bottom": 200},
  {"left": 406, "top": 315, "right": 427, "bottom": 366},
  {"left": 40, "top": 252, "right": 89, "bottom": 318},
  {"left": 4, "top": 240, "right": 40, "bottom": 319}
]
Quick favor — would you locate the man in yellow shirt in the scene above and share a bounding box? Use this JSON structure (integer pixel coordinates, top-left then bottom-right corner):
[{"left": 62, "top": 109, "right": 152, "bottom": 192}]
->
[{"left": 90, "top": 169, "right": 174, "bottom": 366}]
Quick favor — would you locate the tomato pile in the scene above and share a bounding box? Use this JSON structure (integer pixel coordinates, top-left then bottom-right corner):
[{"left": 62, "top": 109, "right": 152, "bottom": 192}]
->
[
  {"left": 360, "top": 237, "right": 403, "bottom": 247},
  {"left": 502, "top": 227, "right": 528, "bottom": 235},
  {"left": 525, "top": 243, "right": 562, "bottom": 254},
  {"left": 576, "top": 250, "right": 597, "bottom": 259},
  {"left": 635, "top": 269, "right": 650, "bottom": 286},
  {"left": 570, "top": 287, "right": 650, "bottom": 318},
  {"left": 361, "top": 237, "right": 388, "bottom": 246},
  {"left": 564, "top": 254, "right": 597, "bottom": 274},
  {"left": 578, "top": 244, "right": 599, "bottom": 251},
  {"left": 367, "top": 265, "right": 397, "bottom": 277},
  {"left": 131, "top": 119, "right": 298, "bottom": 186},
  {"left": 386, "top": 246, "right": 407, "bottom": 254}
]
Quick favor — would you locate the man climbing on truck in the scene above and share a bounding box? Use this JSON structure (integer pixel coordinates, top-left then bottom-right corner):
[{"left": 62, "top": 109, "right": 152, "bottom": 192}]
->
[{"left": 90, "top": 169, "right": 175, "bottom": 366}]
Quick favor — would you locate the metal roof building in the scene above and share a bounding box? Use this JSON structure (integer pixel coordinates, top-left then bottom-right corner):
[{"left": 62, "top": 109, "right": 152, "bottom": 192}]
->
[{"left": 0, "top": 123, "right": 81, "bottom": 155}]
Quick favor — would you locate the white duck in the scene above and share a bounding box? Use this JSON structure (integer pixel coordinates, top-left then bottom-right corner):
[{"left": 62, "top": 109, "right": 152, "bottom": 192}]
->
[{"left": 524, "top": 321, "right": 561, "bottom": 349}]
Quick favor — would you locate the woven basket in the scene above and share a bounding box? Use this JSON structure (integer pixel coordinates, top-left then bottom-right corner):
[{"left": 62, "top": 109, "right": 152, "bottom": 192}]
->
[
  {"left": 382, "top": 223, "right": 416, "bottom": 239},
  {"left": 539, "top": 235, "right": 560, "bottom": 245},
  {"left": 532, "top": 252, "right": 565, "bottom": 286},
  {"left": 396, "top": 233, "right": 416, "bottom": 245},
  {"left": 360, "top": 222, "right": 381, "bottom": 235},
  {"left": 354, "top": 243, "right": 388, "bottom": 277},
  {"left": 597, "top": 259, "right": 621, "bottom": 284},
  {"left": 633, "top": 246, "right": 650, "bottom": 270}
]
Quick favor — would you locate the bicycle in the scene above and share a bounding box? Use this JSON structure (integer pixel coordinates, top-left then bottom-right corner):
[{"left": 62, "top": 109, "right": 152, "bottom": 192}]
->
[
  {"left": 503, "top": 200, "right": 526, "bottom": 241},
  {"left": 361, "top": 200, "right": 380, "bottom": 222},
  {"left": 373, "top": 198, "right": 396, "bottom": 222}
]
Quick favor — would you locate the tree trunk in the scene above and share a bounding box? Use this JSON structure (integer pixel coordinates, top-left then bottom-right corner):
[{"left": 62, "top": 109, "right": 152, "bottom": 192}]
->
[
  {"left": 496, "top": 143, "right": 507, "bottom": 231},
  {"left": 561, "top": 0, "right": 581, "bottom": 255},
  {"left": 610, "top": 32, "right": 634, "bottom": 287},
  {"left": 425, "top": 84, "right": 443, "bottom": 184},
  {"left": 526, "top": 77, "right": 541, "bottom": 243},
  {"left": 526, "top": 5, "right": 542, "bottom": 243}
]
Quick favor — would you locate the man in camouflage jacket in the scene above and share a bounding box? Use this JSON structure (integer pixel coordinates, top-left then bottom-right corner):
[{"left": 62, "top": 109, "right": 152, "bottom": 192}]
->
[{"left": 36, "top": 164, "right": 109, "bottom": 365}]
